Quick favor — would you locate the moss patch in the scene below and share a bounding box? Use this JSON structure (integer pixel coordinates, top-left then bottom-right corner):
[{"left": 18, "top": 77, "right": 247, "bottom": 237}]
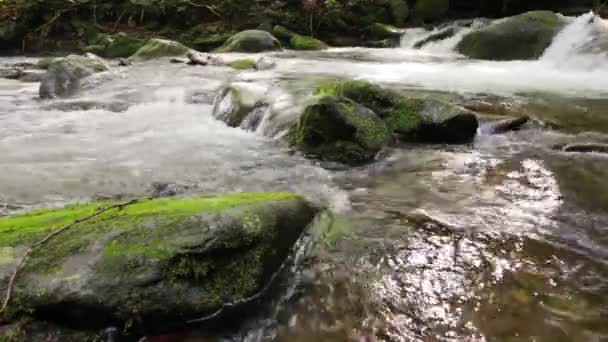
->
[
  {"left": 129, "top": 38, "right": 191, "bottom": 60},
  {"left": 0, "top": 193, "right": 298, "bottom": 248},
  {"left": 290, "top": 35, "right": 328, "bottom": 50},
  {"left": 229, "top": 58, "right": 257, "bottom": 70},
  {"left": 314, "top": 80, "right": 421, "bottom": 132}
]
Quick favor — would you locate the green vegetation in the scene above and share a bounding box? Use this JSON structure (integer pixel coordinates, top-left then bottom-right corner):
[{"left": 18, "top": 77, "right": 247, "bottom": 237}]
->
[
  {"left": 0, "top": 192, "right": 298, "bottom": 247},
  {"left": 129, "top": 38, "right": 191, "bottom": 60},
  {"left": 229, "top": 58, "right": 257, "bottom": 70}
]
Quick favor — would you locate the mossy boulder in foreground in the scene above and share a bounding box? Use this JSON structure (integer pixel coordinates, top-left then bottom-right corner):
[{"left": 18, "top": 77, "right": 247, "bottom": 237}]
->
[
  {"left": 456, "top": 11, "right": 567, "bottom": 60},
  {"left": 215, "top": 30, "right": 281, "bottom": 53},
  {"left": 313, "top": 80, "right": 479, "bottom": 144},
  {"left": 129, "top": 38, "right": 192, "bottom": 61},
  {"left": 0, "top": 193, "right": 317, "bottom": 334},
  {"left": 289, "top": 96, "right": 391, "bottom": 165},
  {"left": 39, "top": 54, "right": 109, "bottom": 99}
]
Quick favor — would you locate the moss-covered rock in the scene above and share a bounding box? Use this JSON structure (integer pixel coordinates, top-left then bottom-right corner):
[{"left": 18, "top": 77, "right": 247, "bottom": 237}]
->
[
  {"left": 214, "top": 30, "right": 281, "bottom": 53},
  {"left": 0, "top": 193, "right": 317, "bottom": 334},
  {"left": 413, "top": 0, "right": 450, "bottom": 21},
  {"left": 229, "top": 58, "right": 257, "bottom": 70},
  {"left": 289, "top": 96, "right": 390, "bottom": 165},
  {"left": 291, "top": 35, "right": 329, "bottom": 50},
  {"left": 129, "top": 38, "right": 191, "bottom": 61},
  {"left": 366, "top": 23, "right": 402, "bottom": 40},
  {"left": 85, "top": 32, "right": 145, "bottom": 58},
  {"left": 315, "top": 80, "right": 478, "bottom": 143},
  {"left": 456, "top": 11, "right": 567, "bottom": 60},
  {"left": 272, "top": 26, "right": 328, "bottom": 50},
  {"left": 39, "top": 55, "right": 109, "bottom": 99}
]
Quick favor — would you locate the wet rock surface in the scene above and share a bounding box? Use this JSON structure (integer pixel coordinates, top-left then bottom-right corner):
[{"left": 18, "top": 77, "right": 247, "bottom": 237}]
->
[{"left": 0, "top": 193, "right": 317, "bottom": 335}]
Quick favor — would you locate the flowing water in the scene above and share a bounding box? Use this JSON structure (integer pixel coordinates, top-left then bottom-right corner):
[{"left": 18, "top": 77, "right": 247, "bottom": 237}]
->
[{"left": 2, "top": 12, "right": 608, "bottom": 342}]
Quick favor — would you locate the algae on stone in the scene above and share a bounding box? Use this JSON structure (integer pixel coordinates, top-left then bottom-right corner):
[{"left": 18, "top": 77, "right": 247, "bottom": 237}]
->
[
  {"left": 229, "top": 58, "right": 257, "bottom": 70},
  {"left": 290, "top": 96, "right": 390, "bottom": 165},
  {"left": 215, "top": 30, "right": 281, "bottom": 53},
  {"left": 313, "top": 80, "right": 478, "bottom": 143},
  {"left": 129, "top": 38, "right": 191, "bottom": 61},
  {"left": 0, "top": 193, "right": 317, "bottom": 334}
]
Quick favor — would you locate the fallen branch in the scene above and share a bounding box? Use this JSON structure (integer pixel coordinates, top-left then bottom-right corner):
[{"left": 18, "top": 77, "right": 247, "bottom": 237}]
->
[{"left": 0, "top": 199, "right": 139, "bottom": 320}]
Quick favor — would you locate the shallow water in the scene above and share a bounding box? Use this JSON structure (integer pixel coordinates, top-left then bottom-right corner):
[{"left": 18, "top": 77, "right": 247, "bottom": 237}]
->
[{"left": 2, "top": 12, "right": 608, "bottom": 342}]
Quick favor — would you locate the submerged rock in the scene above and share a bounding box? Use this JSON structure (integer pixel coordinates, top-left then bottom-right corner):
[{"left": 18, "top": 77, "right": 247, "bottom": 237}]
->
[
  {"left": 0, "top": 193, "right": 317, "bottom": 334},
  {"left": 457, "top": 11, "right": 567, "bottom": 60},
  {"left": 39, "top": 54, "right": 109, "bottom": 99},
  {"left": 272, "top": 26, "right": 328, "bottom": 50},
  {"left": 214, "top": 30, "right": 281, "bottom": 53},
  {"left": 187, "top": 51, "right": 208, "bottom": 66},
  {"left": 289, "top": 96, "right": 390, "bottom": 165},
  {"left": 560, "top": 143, "right": 608, "bottom": 154},
  {"left": 315, "top": 80, "right": 479, "bottom": 144},
  {"left": 129, "top": 38, "right": 191, "bottom": 61}
]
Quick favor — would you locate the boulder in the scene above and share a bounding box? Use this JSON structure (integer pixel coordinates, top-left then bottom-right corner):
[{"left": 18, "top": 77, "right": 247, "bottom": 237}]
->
[
  {"left": 290, "top": 35, "right": 329, "bottom": 50},
  {"left": 39, "top": 55, "right": 109, "bottom": 99},
  {"left": 289, "top": 96, "right": 391, "bottom": 165},
  {"left": 413, "top": 0, "right": 450, "bottom": 22},
  {"left": 212, "top": 83, "right": 269, "bottom": 129},
  {"left": 84, "top": 32, "right": 145, "bottom": 58},
  {"left": 272, "top": 26, "right": 328, "bottom": 50},
  {"left": 129, "top": 38, "right": 191, "bottom": 61},
  {"left": 315, "top": 80, "right": 479, "bottom": 143},
  {"left": 456, "top": 11, "right": 567, "bottom": 60},
  {"left": 214, "top": 30, "right": 281, "bottom": 53},
  {"left": 366, "top": 23, "right": 402, "bottom": 40},
  {"left": 0, "top": 193, "right": 317, "bottom": 334}
]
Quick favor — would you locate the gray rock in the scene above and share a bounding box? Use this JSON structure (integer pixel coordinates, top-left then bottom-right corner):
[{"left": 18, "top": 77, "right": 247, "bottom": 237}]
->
[
  {"left": 457, "top": 11, "right": 567, "bottom": 60},
  {"left": 39, "top": 55, "right": 110, "bottom": 99},
  {"left": 215, "top": 30, "right": 281, "bottom": 53}
]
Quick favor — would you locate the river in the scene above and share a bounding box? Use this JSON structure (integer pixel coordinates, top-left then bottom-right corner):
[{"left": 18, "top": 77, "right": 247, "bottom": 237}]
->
[{"left": 1, "top": 12, "right": 608, "bottom": 342}]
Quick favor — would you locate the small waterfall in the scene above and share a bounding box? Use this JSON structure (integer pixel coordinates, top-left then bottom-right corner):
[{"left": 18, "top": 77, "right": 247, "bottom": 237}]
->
[
  {"left": 541, "top": 12, "right": 608, "bottom": 69},
  {"left": 399, "top": 20, "right": 484, "bottom": 53}
]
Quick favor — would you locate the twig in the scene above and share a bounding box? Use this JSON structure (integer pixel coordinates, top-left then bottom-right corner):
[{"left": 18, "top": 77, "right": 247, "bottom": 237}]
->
[
  {"left": 0, "top": 199, "right": 139, "bottom": 319},
  {"left": 113, "top": 8, "right": 128, "bottom": 32}
]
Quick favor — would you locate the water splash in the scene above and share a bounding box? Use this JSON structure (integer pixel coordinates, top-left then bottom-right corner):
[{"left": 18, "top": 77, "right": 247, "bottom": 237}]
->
[{"left": 542, "top": 12, "right": 608, "bottom": 69}]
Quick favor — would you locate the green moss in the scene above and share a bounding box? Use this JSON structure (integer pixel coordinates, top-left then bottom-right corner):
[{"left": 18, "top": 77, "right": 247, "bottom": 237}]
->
[
  {"left": 229, "top": 58, "right": 257, "bottom": 70},
  {"left": 0, "top": 192, "right": 298, "bottom": 248},
  {"left": 314, "top": 80, "right": 421, "bottom": 132},
  {"left": 129, "top": 38, "right": 191, "bottom": 60},
  {"left": 290, "top": 34, "right": 328, "bottom": 50},
  {"left": 101, "top": 32, "right": 145, "bottom": 58},
  {"left": 272, "top": 25, "right": 295, "bottom": 41}
]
